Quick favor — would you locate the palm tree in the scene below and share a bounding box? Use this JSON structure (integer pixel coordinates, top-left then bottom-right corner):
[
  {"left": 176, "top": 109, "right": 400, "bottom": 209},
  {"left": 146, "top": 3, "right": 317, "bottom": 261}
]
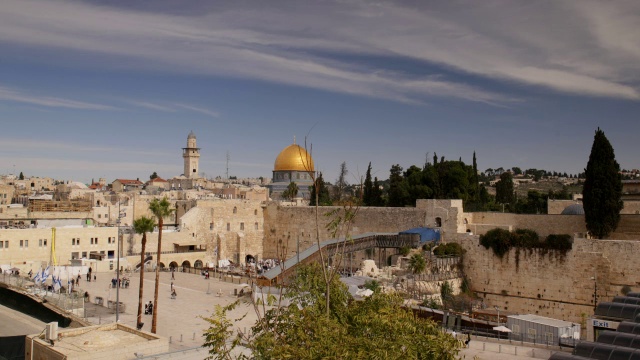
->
[
  {"left": 408, "top": 253, "right": 426, "bottom": 274},
  {"left": 149, "top": 197, "right": 174, "bottom": 334},
  {"left": 133, "top": 216, "right": 156, "bottom": 330}
]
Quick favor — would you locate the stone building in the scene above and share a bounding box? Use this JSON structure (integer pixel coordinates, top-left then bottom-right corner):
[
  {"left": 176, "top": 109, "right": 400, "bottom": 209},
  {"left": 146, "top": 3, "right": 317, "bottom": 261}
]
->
[
  {"left": 111, "top": 179, "right": 144, "bottom": 193},
  {"left": 182, "top": 131, "right": 200, "bottom": 179},
  {"left": 269, "top": 141, "right": 315, "bottom": 200}
]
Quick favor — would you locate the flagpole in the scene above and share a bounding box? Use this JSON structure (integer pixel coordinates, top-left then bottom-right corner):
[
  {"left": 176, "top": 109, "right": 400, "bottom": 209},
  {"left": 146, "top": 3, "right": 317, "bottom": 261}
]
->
[{"left": 116, "top": 199, "right": 121, "bottom": 322}]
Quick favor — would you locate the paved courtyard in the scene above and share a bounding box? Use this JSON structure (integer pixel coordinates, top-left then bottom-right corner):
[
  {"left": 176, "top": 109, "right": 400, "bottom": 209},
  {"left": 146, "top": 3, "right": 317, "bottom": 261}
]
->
[{"left": 80, "top": 269, "right": 260, "bottom": 351}]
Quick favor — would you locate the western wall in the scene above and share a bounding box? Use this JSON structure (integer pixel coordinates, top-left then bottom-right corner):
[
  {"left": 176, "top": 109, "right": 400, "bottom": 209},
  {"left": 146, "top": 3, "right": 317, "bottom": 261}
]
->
[{"left": 262, "top": 199, "right": 640, "bottom": 324}]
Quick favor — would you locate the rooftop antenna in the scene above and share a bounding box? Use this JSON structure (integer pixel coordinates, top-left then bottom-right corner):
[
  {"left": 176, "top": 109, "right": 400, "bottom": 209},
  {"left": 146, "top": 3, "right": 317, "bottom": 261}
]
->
[
  {"left": 293, "top": 135, "right": 296, "bottom": 145},
  {"left": 226, "top": 151, "right": 230, "bottom": 180}
]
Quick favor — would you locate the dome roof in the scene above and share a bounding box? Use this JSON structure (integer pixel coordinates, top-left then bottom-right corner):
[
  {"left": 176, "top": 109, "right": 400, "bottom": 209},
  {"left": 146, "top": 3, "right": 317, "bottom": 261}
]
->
[
  {"left": 561, "top": 203, "right": 584, "bottom": 215},
  {"left": 187, "top": 131, "right": 196, "bottom": 140},
  {"left": 274, "top": 144, "right": 314, "bottom": 172}
]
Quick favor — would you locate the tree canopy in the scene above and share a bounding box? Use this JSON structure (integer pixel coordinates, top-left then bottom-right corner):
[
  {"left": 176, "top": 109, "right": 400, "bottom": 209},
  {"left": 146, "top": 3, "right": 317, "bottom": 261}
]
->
[
  {"left": 202, "top": 263, "right": 461, "bottom": 359},
  {"left": 582, "top": 128, "right": 623, "bottom": 239}
]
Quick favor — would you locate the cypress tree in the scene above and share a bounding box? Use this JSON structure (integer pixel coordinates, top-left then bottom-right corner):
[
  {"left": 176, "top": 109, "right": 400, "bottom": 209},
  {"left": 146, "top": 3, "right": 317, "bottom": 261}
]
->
[
  {"left": 363, "top": 162, "right": 373, "bottom": 206},
  {"left": 582, "top": 128, "right": 623, "bottom": 239}
]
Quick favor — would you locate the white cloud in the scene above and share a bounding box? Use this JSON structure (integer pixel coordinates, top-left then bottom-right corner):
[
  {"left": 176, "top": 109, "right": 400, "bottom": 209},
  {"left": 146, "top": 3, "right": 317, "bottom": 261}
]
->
[
  {"left": 0, "top": 0, "right": 638, "bottom": 103},
  {"left": 173, "top": 103, "right": 220, "bottom": 118},
  {"left": 0, "top": 85, "right": 114, "bottom": 110},
  {"left": 0, "top": 138, "right": 173, "bottom": 158}
]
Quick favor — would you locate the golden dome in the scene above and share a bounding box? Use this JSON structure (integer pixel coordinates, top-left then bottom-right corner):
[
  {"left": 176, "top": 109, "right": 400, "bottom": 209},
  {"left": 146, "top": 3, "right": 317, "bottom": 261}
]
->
[{"left": 274, "top": 144, "right": 314, "bottom": 172}]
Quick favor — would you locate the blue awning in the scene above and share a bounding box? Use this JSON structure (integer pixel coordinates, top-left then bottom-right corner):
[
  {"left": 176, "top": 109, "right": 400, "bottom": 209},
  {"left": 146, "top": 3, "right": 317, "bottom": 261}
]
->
[{"left": 399, "top": 227, "right": 440, "bottom": 243}]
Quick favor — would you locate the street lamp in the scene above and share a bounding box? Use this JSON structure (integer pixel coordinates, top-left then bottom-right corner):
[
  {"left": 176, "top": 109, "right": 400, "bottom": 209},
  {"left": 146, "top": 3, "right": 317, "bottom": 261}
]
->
[{"left": 115, "top": 200, "right": 126, "bottom": 322}]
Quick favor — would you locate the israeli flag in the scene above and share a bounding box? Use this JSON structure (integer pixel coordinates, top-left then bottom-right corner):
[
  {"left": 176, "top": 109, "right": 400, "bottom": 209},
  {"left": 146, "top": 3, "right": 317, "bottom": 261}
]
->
[
  {"left": 42, "top": 266, "right": 50, "bottom": 284},
  {"left": 52, "top": 275, "right": 62, "bottom": 292},
  {"left": 32, "top": 270, "right": 41, "bottom": 284}
]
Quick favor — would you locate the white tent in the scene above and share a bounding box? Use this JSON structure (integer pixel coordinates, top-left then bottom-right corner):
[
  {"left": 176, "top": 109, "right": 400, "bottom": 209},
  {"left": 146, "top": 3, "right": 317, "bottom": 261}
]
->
[{"left": 493, "top": 325, "right": 512, "bottom": 332}]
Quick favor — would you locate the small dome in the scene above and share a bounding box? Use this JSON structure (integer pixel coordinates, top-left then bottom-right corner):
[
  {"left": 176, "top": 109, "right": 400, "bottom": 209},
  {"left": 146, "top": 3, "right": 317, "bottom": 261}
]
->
[
  {"left": 274, "top": 144, "right": 314, "bottom": 172},
  {"left": 561, "top": 204, "right": 584, "bottom": 215},
  {"left": 187, "top": 131, "right": 196, "bottom": 140}
]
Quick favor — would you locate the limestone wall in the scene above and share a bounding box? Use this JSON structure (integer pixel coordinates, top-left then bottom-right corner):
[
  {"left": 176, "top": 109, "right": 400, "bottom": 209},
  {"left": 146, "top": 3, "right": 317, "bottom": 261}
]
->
[
  {"left": 262, "top": 203, "right": 427, "bottom": 259},
  {"left": 467, "top": 212, "right": 586, "bottom": 236},
  {"left": 452, "top": 233, "right": 640, "bottom": 323}
]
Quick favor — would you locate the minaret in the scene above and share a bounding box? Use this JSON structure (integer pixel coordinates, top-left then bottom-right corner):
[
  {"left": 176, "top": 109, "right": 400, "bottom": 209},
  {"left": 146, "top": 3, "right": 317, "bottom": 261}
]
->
[{"left": 182, "top": 131, "right": 200, "bottom": 178}]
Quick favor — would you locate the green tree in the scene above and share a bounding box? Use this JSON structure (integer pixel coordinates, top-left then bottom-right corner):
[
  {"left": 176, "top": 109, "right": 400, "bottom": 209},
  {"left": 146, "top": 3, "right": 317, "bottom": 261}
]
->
[
  {"left": 408, "top": 253, "right": 427, "bottom": 274},
  {"left": 281, "top": 181, "right": 299, "bottom": 201},
  {"left": 583, "top": 128, "right": 623, "bottom": 239},
  {"left": 149, "top": 171, "right": 158, "bottom": 180},
  {"left": 370, "top": 177, "right": 384, "bottom": 206},
  {"left": 440, "top": 281, "right": 454, "bottom": 310},
  {"left": 203, "top": 264, "right": 461, "bottom": 359},
  {"left": 149, "top": 197, "right": 175, "bottom": 334},
  {"left": 387, "top": 164, "right": 408, "bottom": 207},
  {"left": 133, "top": 216, "right": 156, "bottom": 329},
  {"left": 333, "top": 161, "right": 349, "bottom": 203},
  {"left": 363, "top": 162, "right": 373, "bottom": 206},
  {"left": 19, "top": 171, "right": 24, "bottom": 180},
  {"left": 309, "top": 172, "right": 331, "bottom": 206},
  {"left": 495, "top": 172, "right": 515, "bottom": 209}
]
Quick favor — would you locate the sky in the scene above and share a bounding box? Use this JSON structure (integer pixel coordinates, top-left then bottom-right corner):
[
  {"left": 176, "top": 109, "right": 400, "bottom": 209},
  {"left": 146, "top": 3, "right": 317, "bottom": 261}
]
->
[{"left": 1, "top": 0, "right": 639, "bottom": 185}]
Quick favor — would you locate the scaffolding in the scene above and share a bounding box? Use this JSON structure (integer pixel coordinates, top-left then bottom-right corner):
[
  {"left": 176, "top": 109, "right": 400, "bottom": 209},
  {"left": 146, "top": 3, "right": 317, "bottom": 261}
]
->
[{"left": 29, "top": 200, "right": 92, "bottom": 212}]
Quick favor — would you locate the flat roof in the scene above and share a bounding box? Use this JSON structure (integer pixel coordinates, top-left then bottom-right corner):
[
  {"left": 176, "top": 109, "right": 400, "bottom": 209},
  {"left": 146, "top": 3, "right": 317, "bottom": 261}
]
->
[{"left": 508, "top": 314, "right": 575, "bottom": 328}]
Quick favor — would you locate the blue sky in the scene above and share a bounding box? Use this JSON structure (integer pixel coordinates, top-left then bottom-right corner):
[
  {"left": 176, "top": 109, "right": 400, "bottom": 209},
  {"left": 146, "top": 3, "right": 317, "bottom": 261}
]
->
[{"left": 1, "top": 0, "right": 639, "bottom": 184}]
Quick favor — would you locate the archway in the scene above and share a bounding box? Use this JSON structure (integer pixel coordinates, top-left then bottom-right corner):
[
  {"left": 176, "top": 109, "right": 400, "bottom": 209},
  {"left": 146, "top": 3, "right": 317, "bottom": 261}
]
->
[
  {"left": 245, "top": 255, "right": 255, "bottom": 264},
  {"left": 158, "top": 262, "right": 165, "bottom": 270},
  {"left": 181, "top": 260, "right": 191, "bottom": 269},
  {"left": 435, "top": 217, "right": 442, "bottom": 227},
  {"left": 169, "top": 261, "right": 179, "bottom": 269},
  {"left": 194, "top": 260, "right": 203, "bottom": 269}
]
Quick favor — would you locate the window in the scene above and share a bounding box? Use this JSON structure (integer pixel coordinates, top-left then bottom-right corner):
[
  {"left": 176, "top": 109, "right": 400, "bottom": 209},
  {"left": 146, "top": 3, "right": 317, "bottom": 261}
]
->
[
  {"left": 226, "top": 223, "right": 231, "bottom": 231},
  {"left": 0, "top": 241, "right": 3, "bottom": 249},
  {"left": 24, "top": 240, "right": 28, "bottom": 247},
  {"left": 233, "top": 207, "right": 237, "bottom": 214},
  {"left": 254, "top": 209, "right": 258, "bottom": 215},
  {"left": 254, "top": 222, "right": 259, "bottom": 230},
  {"left": 512, "top": 324, "right": 520, "bottom": 335},
  {"left": 95, "top": 237, "right": 98, "bottom": 244},
  {"left": 210, "top": 223, "right": 214, "bottom": 230},
  {"left": 82, "top": 251, "right": 87, "bottom": 258},
  {"left": 527, "top": 328, "right": 536, "bottom": 339},
  {"left": 5, "top": 241, "right": 8, "bottom": 248},
  {"left": 98, "top": 214, "right": 101, "bottom": 218},
  {"left": 72, "top": 238, "right": 76, "bottom": 246},
  {"left": 90, "top": 238, "right": 94, "bottom": 245},
  {"left": 43, "top": 239, "right": 47, "bottom": 246},
  {"left": 545, "top": 332, "right": 554, "bottom": 343},
  {"left": 71, "top": 252, "right": 79, "bottom": 260},
  {"left": 39, "top": 239, "right": 42, "bottom": 247},
  {"left": 20, "top": 240, "right": 24, "bottom": 248},
  {"left": 240, "top": 222, "right": 245, "bottom": 231}
]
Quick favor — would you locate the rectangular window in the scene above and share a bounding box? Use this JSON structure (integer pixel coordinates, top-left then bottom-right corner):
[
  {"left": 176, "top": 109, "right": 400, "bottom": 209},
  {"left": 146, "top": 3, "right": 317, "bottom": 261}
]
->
[
  {"left": 5, "top": 241, "right": 8, "bottom": 248},
  {"left": 210, "top": 223, "right": 214, "bottom": 230},
  {"left": 240, "top": 222, "right": 245, "bottom": 231},
  {"left": 71, "top": 252, "right": 79, "bottom": 260},
  {"left": 82, "top": 251, "right": 87, "bottom": 258},
  {"left": 24, "top": 240, "right": 28, "bottom": 247},
  {"left": 528, "top": 328, "right": 536, "bottom": 339},
  {"left": 227, "top": 223, "right": 230, "bottom": 231},
  {"left": 255, "top": 222, "right": 259, "bottom": 230},
  {"left": 72, "top": 238, "right": 76, "bottom": 246},
  {"left": 0, "top": 241, "right": 3, "bottom": 249},
  {"left": 20, "top": 240, "right": 24, "bottom": 248},
  {"left": 43, "top": 239, "right": 47, "bottom": 246},
  {"left": 39, "top": 239, "right": 42, "bottom": 247},
  {"left": 98, "top": 214, "right": 101, "bottom": 218},
  {"left": 545, "top": 332, "right": 553, "bottom": 343}
]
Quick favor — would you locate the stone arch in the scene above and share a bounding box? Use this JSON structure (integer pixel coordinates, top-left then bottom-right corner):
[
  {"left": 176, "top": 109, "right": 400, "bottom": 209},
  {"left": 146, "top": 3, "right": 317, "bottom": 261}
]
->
[
  {"left": 245, "top": 254, "right": 255, "bottom": 264},
  {"left": 158, "top": 262, "right": 166, "bottom": 269},
  {"left": 194, "top": 260, "right": 203, "bottom": 269},
  {"left": 181, "top": 260, "right": 191, "bottom": 268},
  {"left": 169, "top": 261, "right": 179, "bottom": 269}
]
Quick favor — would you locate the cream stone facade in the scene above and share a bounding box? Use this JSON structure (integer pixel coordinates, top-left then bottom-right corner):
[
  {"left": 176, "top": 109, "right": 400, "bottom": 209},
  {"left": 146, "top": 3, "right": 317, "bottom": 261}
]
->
[
  {"left": 0, "top": 184, "right": 14, "bottom": 205},
  {"left": 182, "top": 131, "right": 200, "bottom": 179},
  {"left": 0, "top": 225, "right": 119, "bottom": 273}
]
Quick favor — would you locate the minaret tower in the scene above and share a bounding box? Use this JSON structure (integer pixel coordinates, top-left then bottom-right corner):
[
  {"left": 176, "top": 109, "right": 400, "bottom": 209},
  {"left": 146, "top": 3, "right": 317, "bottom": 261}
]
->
[{"left": 182, "top": 131, "right": 200, "bottom": 178}]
